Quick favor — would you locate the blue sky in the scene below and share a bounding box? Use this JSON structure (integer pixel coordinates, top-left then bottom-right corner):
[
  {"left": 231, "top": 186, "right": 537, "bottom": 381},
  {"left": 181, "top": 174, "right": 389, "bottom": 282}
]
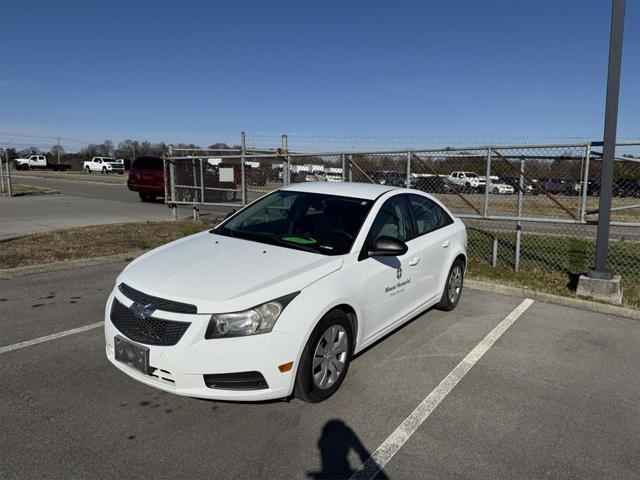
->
[{"left": 0, "top": 0, "right": 638, "bottom": 151}]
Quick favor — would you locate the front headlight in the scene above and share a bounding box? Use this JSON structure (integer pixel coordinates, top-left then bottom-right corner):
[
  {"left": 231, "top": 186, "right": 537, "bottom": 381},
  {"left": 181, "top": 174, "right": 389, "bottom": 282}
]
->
[{"left": 205, "top": 292, "right": 299, "bottom": 339}]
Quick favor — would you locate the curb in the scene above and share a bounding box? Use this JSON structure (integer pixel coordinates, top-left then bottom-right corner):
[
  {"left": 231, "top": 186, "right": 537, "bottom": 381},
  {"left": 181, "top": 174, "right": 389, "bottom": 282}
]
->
[
  {"left": 466, "top": 278, "right": 640, "bottom": 321},
  {"left": 0, "top": 251, "right": 145, "bottom": 279}
]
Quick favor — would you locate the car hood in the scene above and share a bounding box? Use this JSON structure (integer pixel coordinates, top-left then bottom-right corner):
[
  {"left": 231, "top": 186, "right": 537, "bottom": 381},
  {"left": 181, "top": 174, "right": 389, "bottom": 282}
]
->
[{"left": 118, "top": 231, "right": 344, "bottom": 313}]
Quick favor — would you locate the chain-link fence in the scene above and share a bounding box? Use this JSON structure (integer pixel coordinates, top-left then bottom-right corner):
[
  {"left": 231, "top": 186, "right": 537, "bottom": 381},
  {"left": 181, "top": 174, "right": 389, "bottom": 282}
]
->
[{"left": 165, "top": 141, "right": 640, "bottom": 280}]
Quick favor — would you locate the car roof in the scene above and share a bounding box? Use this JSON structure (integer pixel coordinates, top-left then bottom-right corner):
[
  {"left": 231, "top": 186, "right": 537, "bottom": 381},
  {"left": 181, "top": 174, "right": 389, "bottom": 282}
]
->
[{"left": 283, "top": 181, "right": 398, "bottom": 200}]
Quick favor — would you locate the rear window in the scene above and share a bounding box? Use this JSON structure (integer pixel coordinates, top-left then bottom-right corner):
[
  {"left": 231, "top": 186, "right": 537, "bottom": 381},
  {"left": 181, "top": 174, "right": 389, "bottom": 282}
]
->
[{"left": 132, "top": 157, "right": 163, "bottom": 170}]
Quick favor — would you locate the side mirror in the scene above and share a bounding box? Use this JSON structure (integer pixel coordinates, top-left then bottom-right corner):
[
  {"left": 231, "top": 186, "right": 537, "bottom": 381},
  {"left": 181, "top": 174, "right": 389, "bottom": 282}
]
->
[
  {"left": 367, "top": 236, "right": 408, "bottom": 257},
  {"left": 223, "top": 209, "right": 237, "bottom": 220}
]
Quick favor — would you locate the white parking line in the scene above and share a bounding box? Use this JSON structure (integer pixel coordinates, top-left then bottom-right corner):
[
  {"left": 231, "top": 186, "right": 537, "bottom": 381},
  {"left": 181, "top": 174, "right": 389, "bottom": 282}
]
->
[
  {"left": 0, "top": 322, "right": 104, "bottom": 355},
  {"left": 350, "top": 298, "right": 534, "bottom": 480}
]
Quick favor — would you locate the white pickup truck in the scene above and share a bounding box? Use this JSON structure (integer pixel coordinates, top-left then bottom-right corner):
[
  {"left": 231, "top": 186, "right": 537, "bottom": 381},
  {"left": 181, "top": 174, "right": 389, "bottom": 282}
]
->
[
  {"left": 13, "top": 154, "right": 71, "bottom": 171},
  {"left": 447, "top": 171, "right": 487, "bottom": 191},
  {"left": 83, "top": 157, "right": 125, "bottom": 174}
]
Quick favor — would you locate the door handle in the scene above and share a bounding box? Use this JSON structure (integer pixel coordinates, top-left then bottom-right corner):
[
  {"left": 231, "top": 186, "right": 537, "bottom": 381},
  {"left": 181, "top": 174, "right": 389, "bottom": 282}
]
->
[
  {"left": 441, "top": 240, "right": 450, "bottom": 248},
  {"left": 409, "top": 256, "right": 420, "bottom": 266}
]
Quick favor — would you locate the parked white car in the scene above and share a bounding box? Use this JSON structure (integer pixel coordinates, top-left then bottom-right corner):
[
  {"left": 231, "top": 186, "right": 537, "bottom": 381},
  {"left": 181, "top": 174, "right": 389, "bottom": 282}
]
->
[
  {"left": 447, "top": 171, "right": 486, "bottom": 190},
  {"left": 486, "top": 177, "right": 515, "bottom": 194},
  {"left": 83, "top": 157, "right": 124, "bottom": 174},
  {"left": 105, "top": 182, "right": 467, "bottom": 402}
]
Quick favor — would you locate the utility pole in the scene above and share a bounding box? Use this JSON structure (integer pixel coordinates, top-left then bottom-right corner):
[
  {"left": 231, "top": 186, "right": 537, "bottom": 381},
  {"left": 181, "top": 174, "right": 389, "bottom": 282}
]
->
[
  {"left": 57, "top": 137, "right": 61, "bottom": 164},
  {"left": 588, "top": 0, "right": 625, "bottom": 280}
]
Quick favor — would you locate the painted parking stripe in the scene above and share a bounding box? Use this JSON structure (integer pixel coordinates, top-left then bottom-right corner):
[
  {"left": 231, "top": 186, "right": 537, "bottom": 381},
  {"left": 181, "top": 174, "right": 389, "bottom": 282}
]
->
[
  {"left": 0, "top": 322, "right": 104, "bottom": 355},
  {"left": 350, "top": 298, "right": 535, "bottom": 480}
]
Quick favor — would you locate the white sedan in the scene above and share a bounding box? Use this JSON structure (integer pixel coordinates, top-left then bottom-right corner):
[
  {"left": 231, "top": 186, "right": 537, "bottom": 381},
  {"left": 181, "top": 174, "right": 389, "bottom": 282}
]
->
[{"left": 104, "top": 182, "right": 467, "bottom": 403}]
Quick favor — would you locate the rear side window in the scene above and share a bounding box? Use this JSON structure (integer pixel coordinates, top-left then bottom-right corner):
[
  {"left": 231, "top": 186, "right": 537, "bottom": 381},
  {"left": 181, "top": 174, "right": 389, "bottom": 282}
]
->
[
  {"left": 133, "top": 157, "right": 163, "bottom": 170},
  {"left": 408, "top": 194, "right": 453, "bottom": 236}
]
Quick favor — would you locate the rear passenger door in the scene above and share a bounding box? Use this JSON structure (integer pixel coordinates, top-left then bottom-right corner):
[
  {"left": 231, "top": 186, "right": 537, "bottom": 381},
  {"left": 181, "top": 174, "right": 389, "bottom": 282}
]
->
[{"left": 407, "top": 194, "right": 455, "bottom": 305}]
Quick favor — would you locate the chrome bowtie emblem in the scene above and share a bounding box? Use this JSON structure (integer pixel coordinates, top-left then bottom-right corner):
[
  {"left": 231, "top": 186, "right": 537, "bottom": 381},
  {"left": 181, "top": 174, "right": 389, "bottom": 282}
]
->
[
  {"left": 130, "top": 302, "right": 156, "bottom": 320},
  {"left": 397, "top": 267, "right": 403, "bottom": 280}
]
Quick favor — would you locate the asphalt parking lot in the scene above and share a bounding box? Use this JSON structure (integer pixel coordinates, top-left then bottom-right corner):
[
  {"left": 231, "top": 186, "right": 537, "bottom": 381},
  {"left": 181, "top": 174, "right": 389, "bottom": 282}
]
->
[{"left": 1, "top": 263, "right": 638, "bottom": 479}]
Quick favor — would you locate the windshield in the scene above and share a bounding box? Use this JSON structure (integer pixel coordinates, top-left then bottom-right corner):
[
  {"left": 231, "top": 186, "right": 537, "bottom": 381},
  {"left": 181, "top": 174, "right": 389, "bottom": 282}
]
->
[{"left": 212, "top": 190, "right": 373, "bottom": 255}]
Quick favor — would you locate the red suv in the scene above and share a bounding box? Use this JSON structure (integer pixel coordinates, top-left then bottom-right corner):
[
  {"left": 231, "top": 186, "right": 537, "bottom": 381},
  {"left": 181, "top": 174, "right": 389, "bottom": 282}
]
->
[{"left": 127, "top": 156, "right": 164, "bottom": 202}]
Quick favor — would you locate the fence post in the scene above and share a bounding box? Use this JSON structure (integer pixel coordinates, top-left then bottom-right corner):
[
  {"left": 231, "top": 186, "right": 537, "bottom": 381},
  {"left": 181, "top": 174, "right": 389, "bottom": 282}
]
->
[
  {"left": 514, "top": 157, "right": 525, "bottom": 272},
  {"left": 6, "top": 150, "right": 12, "bottom": 197},
  {"left": 163, "top": 148, "right": 169, "bottom": 203},
  {"left": 0, "top": 149, "right": 5, "bottom": 193},
  {"left": 199, "top": 158, "right": 205, "bottom": 205},
  {"left": 580, "top": 144, "right": 591, "bottom": 222},
  {"left": 341, "top": 154, "right": 346, "bottom": 182},
  {"left": 406, "top": 151, "right": 411, "bottom": 188},
  {"left": 168, "top": 145, "right": 176, "bottom": 215},
  {"left": 492, "top": 237, "right": 498, "bottom": 268},
  {"left": 282, "top": 135, "right": 290, "bottom": 185},
  {"left": 483, "top": 148, "right": 492, "bottom": 216},
  {"left": 348, "top": 155, "right": 353, "bottom": 182},
  {"left": 240, "top": 131, "right": 247, "bottom": 206}
]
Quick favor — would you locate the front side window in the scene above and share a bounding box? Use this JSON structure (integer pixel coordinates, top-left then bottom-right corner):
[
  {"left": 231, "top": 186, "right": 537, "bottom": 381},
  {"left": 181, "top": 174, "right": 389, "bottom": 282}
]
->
[
  {"left": 214, "top": 190, "right": 373, "bottom": 255},
  {"left": 365, "top": 195, "right": 412, "bottom": 247},
  {"left": 408, "top": 194, "right": 453, "bottom": 236}
]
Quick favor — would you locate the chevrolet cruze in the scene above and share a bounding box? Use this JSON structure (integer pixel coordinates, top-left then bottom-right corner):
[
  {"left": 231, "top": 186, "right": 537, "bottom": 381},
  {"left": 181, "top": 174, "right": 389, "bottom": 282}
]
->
[{"left": 105, "top": 182, "right": 467, "bottom": 403}]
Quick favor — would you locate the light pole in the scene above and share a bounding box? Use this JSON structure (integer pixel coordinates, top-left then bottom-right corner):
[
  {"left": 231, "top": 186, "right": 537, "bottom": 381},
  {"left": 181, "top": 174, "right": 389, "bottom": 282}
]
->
[{"left": 588, "top": 0, "right": 625, "bottom": 280}]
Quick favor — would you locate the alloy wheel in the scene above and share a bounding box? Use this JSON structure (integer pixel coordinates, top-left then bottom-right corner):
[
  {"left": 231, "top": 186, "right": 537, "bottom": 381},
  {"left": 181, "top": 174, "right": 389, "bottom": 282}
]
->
[
  {"left": 448, "top": 265, "right": 463, "bottom": 303},
  {"left": 312, "top": 325, "right": 348, "bottom": 390}
]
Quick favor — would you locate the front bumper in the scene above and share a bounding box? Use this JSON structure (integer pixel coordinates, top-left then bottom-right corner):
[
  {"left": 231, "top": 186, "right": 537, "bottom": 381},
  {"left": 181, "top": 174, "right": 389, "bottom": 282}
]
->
[{"left": 104, "top": 290, "right": 303, "bottom": 401}]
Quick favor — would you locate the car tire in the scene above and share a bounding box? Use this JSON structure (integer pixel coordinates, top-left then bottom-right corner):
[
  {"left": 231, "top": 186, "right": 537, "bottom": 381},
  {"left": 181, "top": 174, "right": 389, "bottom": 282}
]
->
[
  {"left": 139, "top": 192, "right": 156, "bottom": 202},
  {"left": 85, "top": 167, "right": 91, "bottom": 174},
  {"left": 102, "top": 167, "right": 108, "bottom": 174},
  {"left": 294, "top": 310, "right": 353, "bottom": 403},
  {"left": 493, "top": 187, "right": 499, "bottom": 194},
  {"left": 436, "top": 258, "right": 464, "bottom": 311}
]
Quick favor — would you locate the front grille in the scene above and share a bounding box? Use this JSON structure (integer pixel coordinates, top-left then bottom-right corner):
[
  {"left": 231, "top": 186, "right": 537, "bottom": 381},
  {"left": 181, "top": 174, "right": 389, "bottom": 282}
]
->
[
  {"left": 110, "top": 298, "right": 190, "bottom": 346},
  {"left": 118, "top": 283, "right": 197, "bottom": 314},
  {"left": 203, "top": 371, "right": 269, "bottom": 390}
]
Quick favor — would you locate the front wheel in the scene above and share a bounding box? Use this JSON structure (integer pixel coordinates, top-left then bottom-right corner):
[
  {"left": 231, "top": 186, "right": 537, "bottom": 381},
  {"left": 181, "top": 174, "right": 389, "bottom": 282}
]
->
[
  {"left": 294, "top": 310, "right": 353, "bottom": 403},
  {"left": 102, "top": 167, "right": 108, "bottom": 174},
  {"left": 436, "top": 259, "right": 464, "bottom": 311}
]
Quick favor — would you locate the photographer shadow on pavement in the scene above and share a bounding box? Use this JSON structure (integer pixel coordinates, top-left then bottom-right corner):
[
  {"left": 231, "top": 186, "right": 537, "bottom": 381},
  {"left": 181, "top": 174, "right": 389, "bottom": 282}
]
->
[{"left": 308, "top": 419, "right": 390, "bottom": 480}]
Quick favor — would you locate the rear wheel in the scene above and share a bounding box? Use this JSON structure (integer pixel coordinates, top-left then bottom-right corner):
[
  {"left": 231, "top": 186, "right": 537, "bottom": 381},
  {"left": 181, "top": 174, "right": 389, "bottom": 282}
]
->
[
  {"left": 85, "top": 167, "right": 91, "bottom": 174},
  {"left": 294, "top": 310, "right": 353, "bottom": 403},
  {"left": 139, "top": 192, "right": 157, "bottom": 202},
  {"left": 436, "top": 259, "right": 464, "bottom": 311}
]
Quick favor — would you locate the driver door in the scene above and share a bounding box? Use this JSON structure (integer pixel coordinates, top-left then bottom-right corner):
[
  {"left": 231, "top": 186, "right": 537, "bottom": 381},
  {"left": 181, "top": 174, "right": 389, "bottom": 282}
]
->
[{"left": 361, "top": 195, "right": 421, "bottom": 340}]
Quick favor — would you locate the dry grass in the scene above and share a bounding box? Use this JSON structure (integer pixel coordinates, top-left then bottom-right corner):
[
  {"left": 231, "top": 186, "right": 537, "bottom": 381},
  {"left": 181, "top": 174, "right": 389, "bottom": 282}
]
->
[
  {"left": 0, "top": 220, "right": 213, "bottom": 269},
  {"left": 2, "top": 184, "right": 57, "bottom": 196},
  {"left": 11, "top": 170, "right": 128, "bottom": 184},
  {"left": 467, "top": 259, "right": 640, "bottom": 309}
]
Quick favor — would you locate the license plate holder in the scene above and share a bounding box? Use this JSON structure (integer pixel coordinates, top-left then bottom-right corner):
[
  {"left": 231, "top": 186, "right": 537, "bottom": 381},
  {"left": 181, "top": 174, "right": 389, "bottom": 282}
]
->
[{"left": 114, "top": 335, "right": 150, "bottom": 375}]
